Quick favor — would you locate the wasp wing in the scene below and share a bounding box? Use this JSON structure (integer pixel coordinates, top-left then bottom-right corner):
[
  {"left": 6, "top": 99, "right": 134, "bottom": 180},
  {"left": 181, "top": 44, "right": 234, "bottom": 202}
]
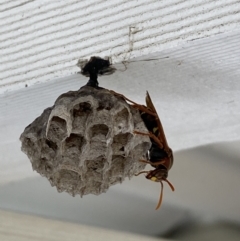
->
[{"left": 145, "top": 91, "right": 171, "bottom": 153}]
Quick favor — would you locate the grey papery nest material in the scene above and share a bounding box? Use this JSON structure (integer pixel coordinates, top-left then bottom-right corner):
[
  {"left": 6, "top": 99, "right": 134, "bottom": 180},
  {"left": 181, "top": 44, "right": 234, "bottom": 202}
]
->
[{"left": 20, "top": 86, "right": 151, "bottom": 196}]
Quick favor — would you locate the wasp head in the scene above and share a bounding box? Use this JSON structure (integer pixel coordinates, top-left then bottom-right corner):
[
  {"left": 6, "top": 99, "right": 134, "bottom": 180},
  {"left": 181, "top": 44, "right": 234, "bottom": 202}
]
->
[
  {"left": 145, "top": 166, "right": 174, "bottom": 210},
  {"left": 146, "top": 166, "right": 168, "bottom": 182}
]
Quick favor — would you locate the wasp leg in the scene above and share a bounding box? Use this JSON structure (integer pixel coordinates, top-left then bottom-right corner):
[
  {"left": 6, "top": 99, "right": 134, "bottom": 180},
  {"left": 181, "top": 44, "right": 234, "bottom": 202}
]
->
[
  {"left": 139, "top": 159, "right": 153, "bottom": 164},
  {"left": 133, "top": 105, "right": 158, "bottom": 117},
  {"left": 133, "top": 130, "right": 163, "bottom": 149},
  {"left": 110, "top": 90, "right": 157, "bottom": 117},
  {"left": 134, "top": 170, "right": 149, "bottom": 176},
  {"left": 109, "top": 90, "right": 139, "bottom": 106},
  {"left": 139, "top": 159, "right": 165, "bottom": 166}
]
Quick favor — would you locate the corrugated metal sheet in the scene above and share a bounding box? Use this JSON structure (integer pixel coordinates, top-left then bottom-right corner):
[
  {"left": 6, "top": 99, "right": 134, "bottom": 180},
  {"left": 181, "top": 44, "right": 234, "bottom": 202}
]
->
[{"left": 0, "top": 0, "right": 240, "bottom": 92}]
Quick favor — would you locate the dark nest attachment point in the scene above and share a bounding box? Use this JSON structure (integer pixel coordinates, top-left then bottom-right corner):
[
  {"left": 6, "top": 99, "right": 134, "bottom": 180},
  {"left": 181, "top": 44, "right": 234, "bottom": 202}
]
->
[{"left": 77, "top": 56, "right": 116, "bottom": 88}]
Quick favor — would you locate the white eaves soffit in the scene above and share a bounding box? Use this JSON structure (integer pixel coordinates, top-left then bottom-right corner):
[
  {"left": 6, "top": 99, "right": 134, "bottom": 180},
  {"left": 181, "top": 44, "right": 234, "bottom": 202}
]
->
[{"left": 0, "top": 0, "right": 240, "bottom": 92}]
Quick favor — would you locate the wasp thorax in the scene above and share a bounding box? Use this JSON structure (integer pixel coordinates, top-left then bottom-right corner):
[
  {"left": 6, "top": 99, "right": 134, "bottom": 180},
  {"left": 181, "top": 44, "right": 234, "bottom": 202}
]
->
[{"left": 20, "top": 86, "right": 151, "bottom": 197}]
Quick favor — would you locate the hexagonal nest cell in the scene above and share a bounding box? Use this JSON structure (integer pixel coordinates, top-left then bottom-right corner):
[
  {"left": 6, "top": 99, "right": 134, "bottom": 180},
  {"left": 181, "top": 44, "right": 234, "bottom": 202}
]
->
[{"left": 20, "top": 86, "right": 151, "bottom": 197}]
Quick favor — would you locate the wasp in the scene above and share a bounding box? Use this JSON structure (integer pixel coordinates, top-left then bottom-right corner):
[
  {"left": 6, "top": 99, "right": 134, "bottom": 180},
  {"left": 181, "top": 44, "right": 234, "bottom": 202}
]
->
[{"left": 110, "top": 90, "right": 174, "bottom": 210}]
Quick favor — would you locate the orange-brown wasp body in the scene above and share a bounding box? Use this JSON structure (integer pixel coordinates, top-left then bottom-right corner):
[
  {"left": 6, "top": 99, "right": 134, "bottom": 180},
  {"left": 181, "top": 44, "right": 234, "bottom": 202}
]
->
[{"left": 111, "top": 91, "right": 174, "bottom": 210}]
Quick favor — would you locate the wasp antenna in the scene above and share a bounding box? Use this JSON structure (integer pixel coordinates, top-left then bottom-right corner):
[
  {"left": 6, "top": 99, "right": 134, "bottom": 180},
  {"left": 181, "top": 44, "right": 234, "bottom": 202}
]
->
[
  {"left": 155, "top": 181, "right": 164, "bottom": 210},
  {"left": 164, "top": 179, "right": 175, "bottom": 192}
]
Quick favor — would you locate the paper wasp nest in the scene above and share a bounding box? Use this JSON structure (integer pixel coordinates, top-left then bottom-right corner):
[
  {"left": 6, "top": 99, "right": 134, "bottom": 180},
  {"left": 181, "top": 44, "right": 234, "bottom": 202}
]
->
[{"left": 20, "top": 86, "right": 151, "bottom": 196}]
